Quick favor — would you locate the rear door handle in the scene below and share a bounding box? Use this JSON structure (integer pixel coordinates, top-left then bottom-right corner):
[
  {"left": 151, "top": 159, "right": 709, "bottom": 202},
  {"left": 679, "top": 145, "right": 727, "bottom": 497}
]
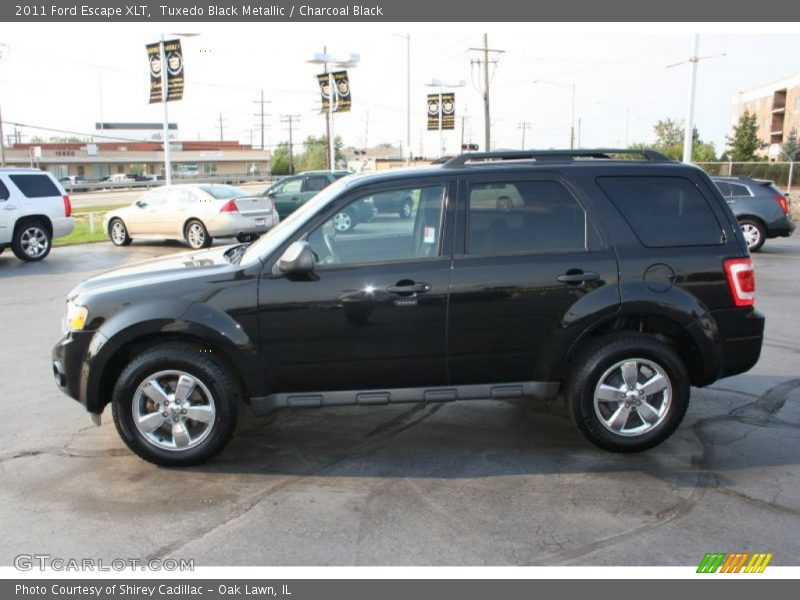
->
[
  {"left": 3, "top": 205, "right": 17, "bottom": 211},
  {"left": 558, "top": 271, "right": 599, "bottom": 284},
  {"left": 387, "top": 282, "right": 432, "bottom": 295}
]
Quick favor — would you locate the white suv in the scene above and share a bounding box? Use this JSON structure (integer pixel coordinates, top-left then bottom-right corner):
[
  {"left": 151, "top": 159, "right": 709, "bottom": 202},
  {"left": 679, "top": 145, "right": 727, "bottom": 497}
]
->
[{"left": 0, "top": 168, "right": 75, "bottom": 261}]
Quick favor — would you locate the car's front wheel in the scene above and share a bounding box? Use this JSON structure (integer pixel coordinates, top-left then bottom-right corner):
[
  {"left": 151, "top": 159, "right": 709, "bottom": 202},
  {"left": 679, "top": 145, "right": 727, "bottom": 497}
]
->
[
  {"left": 185, "top": 220, "right": 213, "bottom": 249},
  {"left": 111, "top": 344, "right": 241, "bottom": 466},
  {"left": 739, "top": 218, "right": 765, "bottom": 252},
  {"left": 12, "top": 219, "right": 51, "bottom": 262},
  {"left": 109, "top": 218, "right": 132, "bottom": 246},
  {"left": 566, "top": 335, "right": 689, "bottom": 452}
]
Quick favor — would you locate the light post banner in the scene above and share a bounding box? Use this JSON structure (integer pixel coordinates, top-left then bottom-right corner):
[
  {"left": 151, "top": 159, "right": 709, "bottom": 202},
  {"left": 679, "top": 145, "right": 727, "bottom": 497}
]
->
[
  {"left": 427, "top": 94, "right": 440, "bottom": 131},
  {"left": 147, "top": 39, "right": 184, "bottom": 103},
  {"left": 441, "top": 92, "right": 455, "bottom": 130},
  {"left": 317, "top": 72, "right": 331, "bottom": 113},
  {"left": 333, "top": 71, "right": 351, "bottom": 113},
  {"left": 146, "top": 42, "right": 162, "bottom": 104},
  {"left": 164, "top": 39, "right": 184, "bottom": 102}
]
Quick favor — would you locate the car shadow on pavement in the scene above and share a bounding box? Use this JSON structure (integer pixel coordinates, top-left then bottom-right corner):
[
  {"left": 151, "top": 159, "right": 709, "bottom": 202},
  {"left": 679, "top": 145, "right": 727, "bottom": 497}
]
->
[{"left": 177, "top": 373, "right": 800, "bottom": 489}]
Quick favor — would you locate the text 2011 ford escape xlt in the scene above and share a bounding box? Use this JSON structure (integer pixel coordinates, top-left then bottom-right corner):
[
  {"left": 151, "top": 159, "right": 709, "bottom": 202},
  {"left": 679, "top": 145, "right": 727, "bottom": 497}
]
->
[{"left": 52, "top": 150, "right": 765, "bottom": 466}]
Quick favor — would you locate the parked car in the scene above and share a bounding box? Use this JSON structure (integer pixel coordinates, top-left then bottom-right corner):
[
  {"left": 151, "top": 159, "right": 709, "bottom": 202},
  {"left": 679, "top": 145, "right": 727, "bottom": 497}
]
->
[
  {"left": 260, "top": 170, "right": 350, "bottom": 219},
  {"left": 103, "top": 173, "right": 134, "bottom": 184},
  {"left": 710, "top": 176, "right": 795, "bottom": 251},
  {"left": 1, "top": 168, "right": 74, "bottom": 261},
  {"left": 53, "top": 149, "right": 764, "bottom": 466},
  {"left": 370, "top": 190, "right": 415, "bottom": 218},
  {"left": 103, "top": 184, "right": 279, "bottom": 250},
  {"left": 59, "top": 175, "right": 89, "bottom": 192}
]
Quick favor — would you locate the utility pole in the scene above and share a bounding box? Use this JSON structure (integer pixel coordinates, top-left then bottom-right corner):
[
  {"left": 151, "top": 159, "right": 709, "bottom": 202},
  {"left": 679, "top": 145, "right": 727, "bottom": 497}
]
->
[
  {"left": 281, "top": 114, "right": 300, "bottom": 175},
  {"left": 469, "top": 35, "right": 504, "bottom": 152},
  {"left": 218, "top": 112, "right": 226, "bottom": 142},
  {"left": 667, "top": 34, "right": 725, "bottom": 164},
  {"left": 253, "top": 90, "right": 271, "bottom": 150},
  {"left": 405, "top": 34, "right": 411, "bottom": 166},
  {"left": 0, "top": 42, "right": 9, "bottom": 167},
  {"left": 517, "top": 122, "right": 530, "bottom": 149}
]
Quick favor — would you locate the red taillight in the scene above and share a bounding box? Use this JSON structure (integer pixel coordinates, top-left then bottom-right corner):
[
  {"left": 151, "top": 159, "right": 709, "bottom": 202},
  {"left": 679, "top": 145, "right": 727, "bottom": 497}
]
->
[
  {"left": 774, "top": 194, "right": 789, "bottom": 215},
  {"left": 63, "top": 195, "right": 72, "bottom": 217},
  {"left": 724, "top": 258, "right": 755, "bottom": 307},
  {"left": 220, "top": 200, "right": 239, "bottom": 213}
]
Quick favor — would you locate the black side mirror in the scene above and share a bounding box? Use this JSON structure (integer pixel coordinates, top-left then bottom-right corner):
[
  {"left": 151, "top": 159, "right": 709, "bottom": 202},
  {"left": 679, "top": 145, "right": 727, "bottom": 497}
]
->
[
  {"left": 273, "top": 241, "right": 315, "bottom": 276},
  {"left": 135, "top": 200, "right": 147, "bottom": 208}
]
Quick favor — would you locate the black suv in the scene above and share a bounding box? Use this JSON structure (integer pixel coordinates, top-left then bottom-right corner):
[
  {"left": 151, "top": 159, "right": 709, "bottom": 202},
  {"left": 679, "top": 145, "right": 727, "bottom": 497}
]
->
[
  {"left": 52, "top": 150, "right": 765, "bottom": 466},
  {"left": 710, "top": 176, "right": 795, "bottom": 252}
]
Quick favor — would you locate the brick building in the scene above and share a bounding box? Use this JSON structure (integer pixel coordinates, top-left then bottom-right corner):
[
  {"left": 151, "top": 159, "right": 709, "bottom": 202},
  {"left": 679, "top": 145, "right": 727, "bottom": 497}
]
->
[{"left": 733, "top": 70, "right": 800, "bottom": 160}]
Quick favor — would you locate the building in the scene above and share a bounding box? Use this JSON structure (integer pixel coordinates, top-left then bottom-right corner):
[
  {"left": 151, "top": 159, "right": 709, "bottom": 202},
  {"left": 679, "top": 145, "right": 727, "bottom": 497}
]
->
[
  {"left": 3, "top": 140, "right": 271, "bottom": 181},
  {"left": 733, "top": 70, "right": 800, "bottom": 160},
  {"left": 93, "top": 122, "right": 179, "bottom": 143}
]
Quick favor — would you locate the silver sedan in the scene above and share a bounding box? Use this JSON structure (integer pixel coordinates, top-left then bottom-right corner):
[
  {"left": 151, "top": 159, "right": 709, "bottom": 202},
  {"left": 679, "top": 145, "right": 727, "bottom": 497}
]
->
[{"left": 104, "top": 184, "right": 280, "bottom": 249}]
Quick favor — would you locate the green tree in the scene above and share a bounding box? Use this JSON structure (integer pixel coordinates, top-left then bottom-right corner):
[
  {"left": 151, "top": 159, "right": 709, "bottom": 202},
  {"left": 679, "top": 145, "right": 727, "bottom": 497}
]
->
[
  {"left": 637, "top": 118, "right": 716, "bottom": 161},
  {"left": 726, "top": 111, "right": 766, "bottom": 161},
  {"left": 295, "top": 135, "right": 344, "bottom": 171},
  {"left": 780, "top": 127, "right": 800, "bottom": 161},
  {"left": 270, "top": 142, "right": 293, "bottom": 175}
]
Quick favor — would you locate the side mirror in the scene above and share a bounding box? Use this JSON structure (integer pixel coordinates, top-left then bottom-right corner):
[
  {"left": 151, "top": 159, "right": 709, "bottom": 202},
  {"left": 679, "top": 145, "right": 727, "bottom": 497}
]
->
[
  {"left": 274, "top": 241, "right": 315, "bottom": 276},
  {"left": 135, "top": 200, "right": 147, "bottom": 208}
]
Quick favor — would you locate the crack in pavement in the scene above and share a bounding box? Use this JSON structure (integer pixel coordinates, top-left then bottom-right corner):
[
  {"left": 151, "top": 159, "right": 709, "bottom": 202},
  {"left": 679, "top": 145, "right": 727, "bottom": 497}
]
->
[
  {"left": 143, "top": 403, "right": 444, "bottom": 562},
  {"left": 530, "top": 377, "right": 800, "bottom": 565}
]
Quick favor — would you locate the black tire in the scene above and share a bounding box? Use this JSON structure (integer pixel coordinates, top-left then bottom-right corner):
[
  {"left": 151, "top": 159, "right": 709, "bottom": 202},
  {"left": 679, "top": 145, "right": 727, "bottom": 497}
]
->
[
  {"left": 332, "top": 209, "right": 356, "bottom": 233},
  {"left": 111, "top": 344, "right": 241, "bottom": 466},
  {"left": 565, "top": 335, "right": 690, "bottom": 453},
  {"left": 739, "top": 218, "right": 765, "bottom": 252},
  {"left": 0, "top": 247, "right": 4, "bottom": 255},
  {"left": 236, "top": 233, "right": 259, "bottom": 243},
  {"left": 12, "top": 219, "right": 51, "bottom": 262},
  {"left": 185, "top": 219, "right": 213, "bottom": 249},
  {"left": 108, "top": 218, "right": 132, "bottom": 246},
  {"left": 399, "top": 197, "right": 413, "bottom": 219}
]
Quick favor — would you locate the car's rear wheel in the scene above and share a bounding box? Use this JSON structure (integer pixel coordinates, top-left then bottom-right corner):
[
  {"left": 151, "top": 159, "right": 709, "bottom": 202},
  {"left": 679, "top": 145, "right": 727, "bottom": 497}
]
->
[
  {"left": 111, "top": 344, "right": 241, "bottom": 466},
  {"left": 566, "top": 335, "right": 690, "bottom": 452},
  {"left": 12, "top": 220, "right": 51, "bottom": 262},
  {"left": 332, "top": 209, "right": 356, "bottom": 233},
  {"left": 185, "top": 220, "right": 213, "bottom": 249},
  {"left": 739, "top": 218, "right": 765, "bottom": 252},
  {"left": 109, "top": 218, "right": 132, "bottom": 246}
]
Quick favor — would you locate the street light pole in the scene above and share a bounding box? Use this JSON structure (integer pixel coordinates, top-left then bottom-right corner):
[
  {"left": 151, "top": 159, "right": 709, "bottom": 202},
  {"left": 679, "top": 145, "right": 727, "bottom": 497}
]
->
[
  {"left": 1, "top": 43, "right": 10, "bottom": 167},
  {"left": 160, "top": 33, "right": 172, "bottom": 185}
]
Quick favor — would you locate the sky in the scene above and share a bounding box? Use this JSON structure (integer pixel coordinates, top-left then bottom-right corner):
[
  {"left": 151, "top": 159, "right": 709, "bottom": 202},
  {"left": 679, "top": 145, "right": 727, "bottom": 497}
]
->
[{"left": 0, "top": 23, "right": 798, "bottom": 157}]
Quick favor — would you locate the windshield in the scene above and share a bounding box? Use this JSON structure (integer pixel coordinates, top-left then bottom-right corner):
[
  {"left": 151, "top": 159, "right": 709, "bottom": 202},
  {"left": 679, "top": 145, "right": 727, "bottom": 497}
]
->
[
  {"left": 198, "top": 184, "right": 249, "bottom": 200},
  {"left": 242, "top": 175, "right": 354, "bottom": 263}
]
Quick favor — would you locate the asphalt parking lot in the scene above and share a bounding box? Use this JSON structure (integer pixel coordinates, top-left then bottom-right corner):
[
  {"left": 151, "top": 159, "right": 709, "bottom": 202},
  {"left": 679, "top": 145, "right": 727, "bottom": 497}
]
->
[{"left": 1, "top": 235, "right": 798, "bottom": 566}]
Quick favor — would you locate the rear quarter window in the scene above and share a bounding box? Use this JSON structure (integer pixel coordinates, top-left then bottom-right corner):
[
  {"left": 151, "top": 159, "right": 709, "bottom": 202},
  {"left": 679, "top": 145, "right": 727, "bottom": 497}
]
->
[
  {"left": 596, "top": 175, "right": 723, "bottom": 247},
  {"left": 0, "top": 180, "right": 9, "bottom": 200},
  {"left": 9, "top": 174, "right": 61, "bottom": 198}
]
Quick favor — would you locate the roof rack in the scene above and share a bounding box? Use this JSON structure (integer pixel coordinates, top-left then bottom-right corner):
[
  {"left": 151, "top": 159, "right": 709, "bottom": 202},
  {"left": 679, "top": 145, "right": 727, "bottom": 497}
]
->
[{"left": 441, "top": 148, "right": 672, "bottom": 168}]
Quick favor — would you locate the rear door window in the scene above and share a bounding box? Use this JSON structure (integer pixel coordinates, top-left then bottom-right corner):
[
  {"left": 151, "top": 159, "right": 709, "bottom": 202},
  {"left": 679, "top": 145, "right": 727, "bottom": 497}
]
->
[
  {"left": 714, "top": 181, "right": 732, "bottom": 196},
  {"left": 467, "top": 180, "right": 588, "bottom": 255},
  {"left": 0, "top": 181, "right": 9, "bottom": 200},
  {"left": 728, "top": 183, "right": 752, "bottom": 197},
  {"left": 597, "top": 176, "right": 723, "bottom": 247},
  {"left": 303, "top": 175, "right": 330, "bottom": 192},
  {"left": 9, "top": 174, "right": 61, "bottom": 198}
]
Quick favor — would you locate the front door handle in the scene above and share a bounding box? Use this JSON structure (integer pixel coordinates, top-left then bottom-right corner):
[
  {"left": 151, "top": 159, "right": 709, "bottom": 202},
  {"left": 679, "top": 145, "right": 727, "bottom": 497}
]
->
[
  {"left": 387, "top": 281, "right": 432, "bottom": 296},
  {"left": 558, "top": 271, "right": 599, "bottom": 284}
]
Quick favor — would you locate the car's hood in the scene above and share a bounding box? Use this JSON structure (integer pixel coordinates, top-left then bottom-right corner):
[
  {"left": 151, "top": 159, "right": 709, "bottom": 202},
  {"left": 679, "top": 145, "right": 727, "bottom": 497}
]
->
[{"left": 69, "top": 246, "right": 237, "bottom": 301}]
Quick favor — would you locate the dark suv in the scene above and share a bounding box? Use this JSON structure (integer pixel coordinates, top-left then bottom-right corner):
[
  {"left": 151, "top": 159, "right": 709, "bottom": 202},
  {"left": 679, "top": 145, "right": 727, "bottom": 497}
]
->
[
  {"left": 710, "top": 176, "right": 795, "bottom": 251},
  {"left": 52, "top": 150, "right": 765, "bottom": 466}
]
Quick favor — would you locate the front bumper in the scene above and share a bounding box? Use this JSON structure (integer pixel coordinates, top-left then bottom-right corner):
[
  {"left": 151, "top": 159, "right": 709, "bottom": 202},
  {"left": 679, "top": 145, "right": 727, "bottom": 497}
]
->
[{"left": 52, "top": 330, "right": 108, "bottom": 413}]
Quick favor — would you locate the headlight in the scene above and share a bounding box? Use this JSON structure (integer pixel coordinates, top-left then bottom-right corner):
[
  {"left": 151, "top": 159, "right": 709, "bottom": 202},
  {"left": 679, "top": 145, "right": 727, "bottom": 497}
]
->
[{"left": 63, "top": 302, "right": 89, "bottom": 334}]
